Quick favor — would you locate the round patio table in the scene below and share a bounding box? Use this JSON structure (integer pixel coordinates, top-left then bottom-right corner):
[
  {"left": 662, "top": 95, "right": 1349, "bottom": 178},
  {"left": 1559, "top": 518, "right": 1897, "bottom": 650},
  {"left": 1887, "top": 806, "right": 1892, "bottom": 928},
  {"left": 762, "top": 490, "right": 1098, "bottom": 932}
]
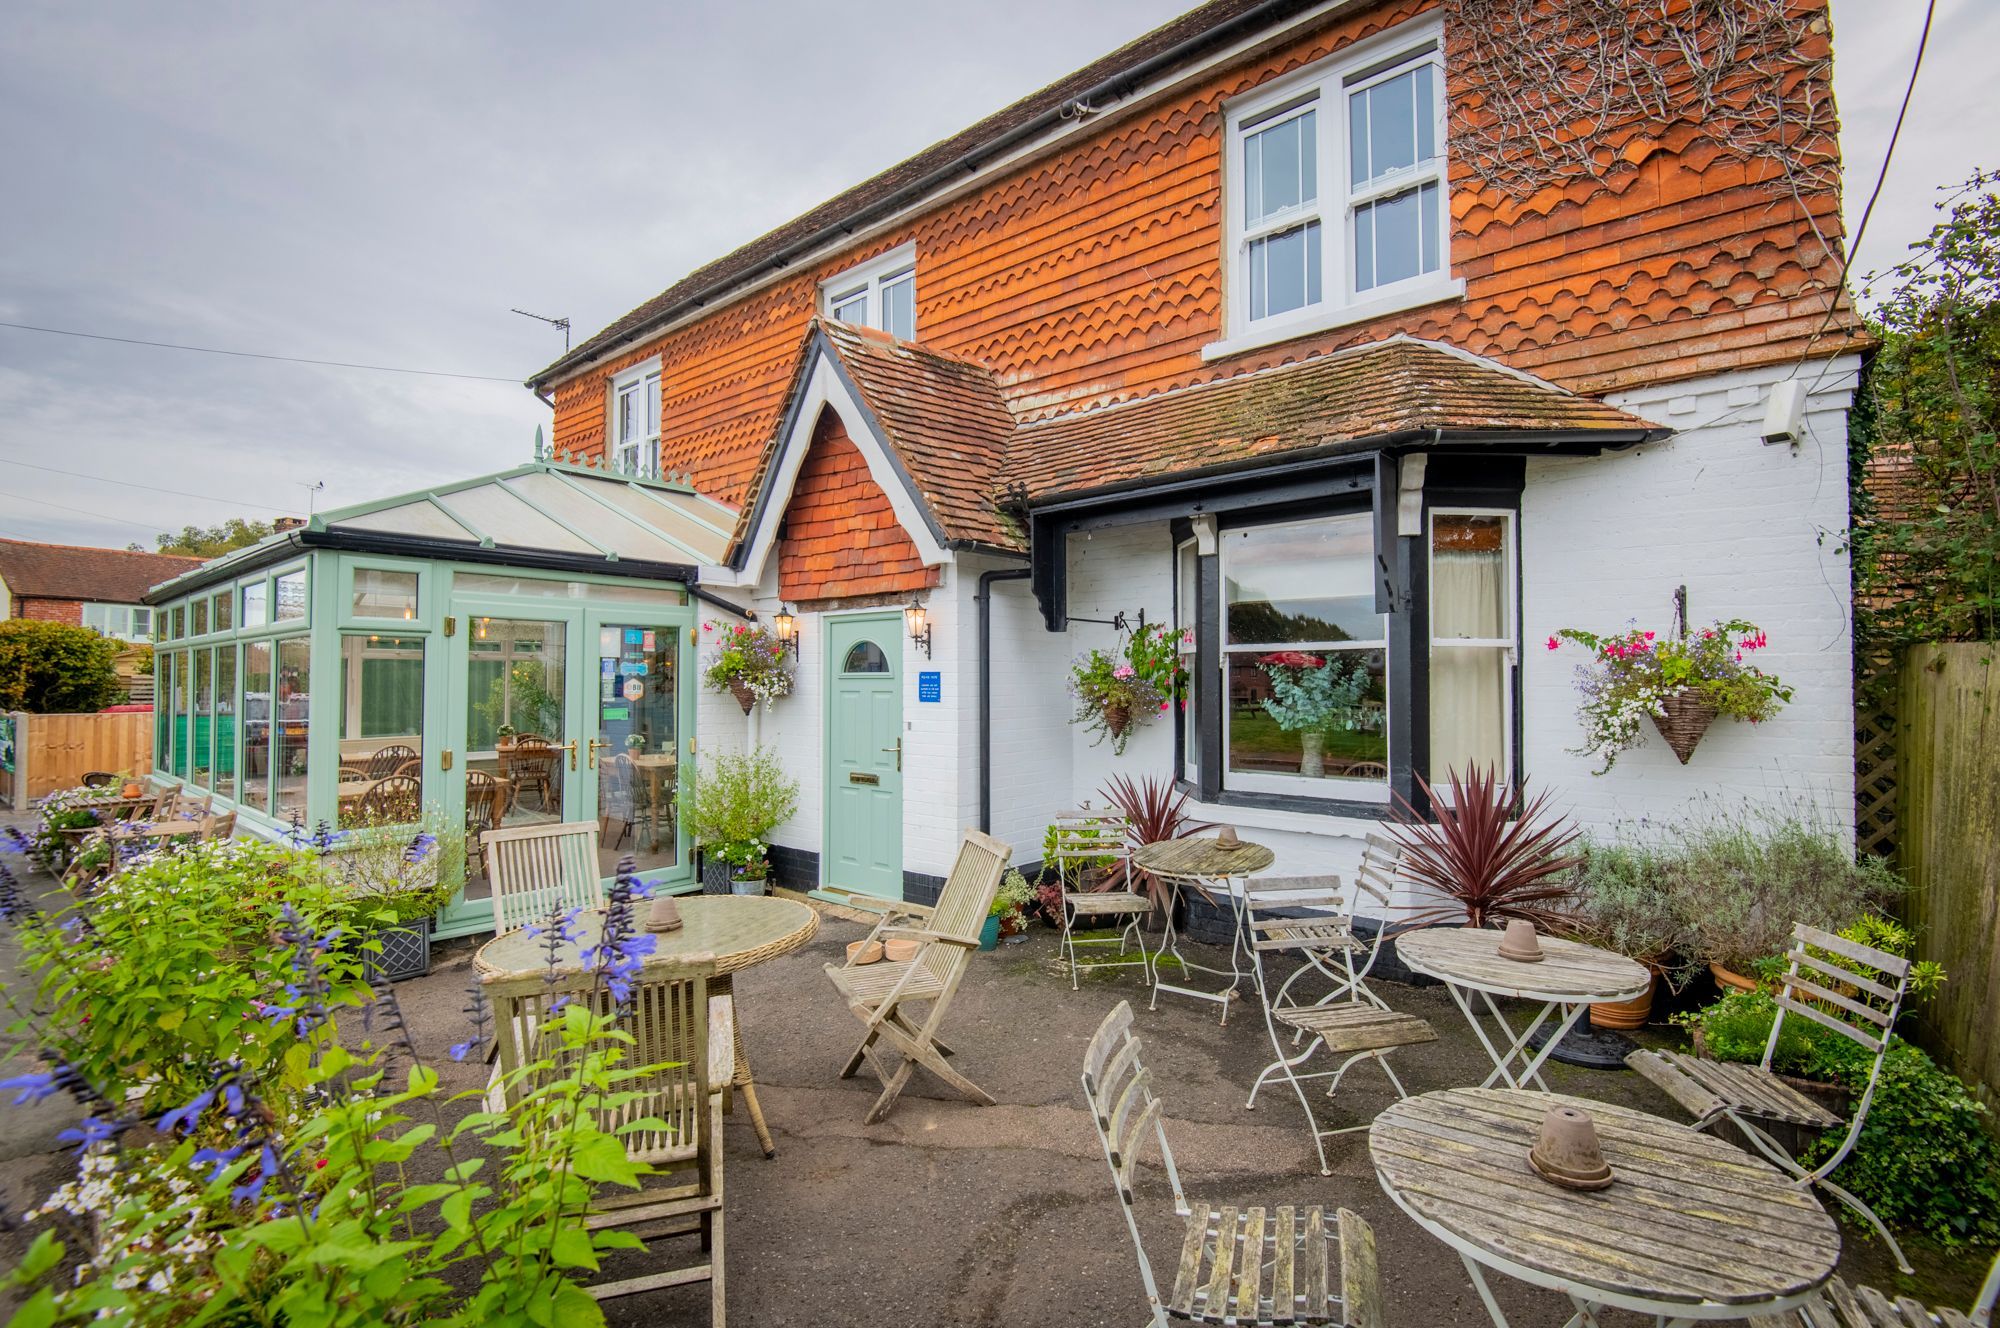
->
[
  {"left": 475, "top": 894, "right": 818, "bottom": 1158},
  {"left": 1134, "top": 835, "right": 1274, "bottom": 1024},
  {"left": 1370, "top": 1087, "right": 1839, "bottom": 1326},
  {"left": 1396, "top": 926, "right": 1648, "bottom": 1092}
]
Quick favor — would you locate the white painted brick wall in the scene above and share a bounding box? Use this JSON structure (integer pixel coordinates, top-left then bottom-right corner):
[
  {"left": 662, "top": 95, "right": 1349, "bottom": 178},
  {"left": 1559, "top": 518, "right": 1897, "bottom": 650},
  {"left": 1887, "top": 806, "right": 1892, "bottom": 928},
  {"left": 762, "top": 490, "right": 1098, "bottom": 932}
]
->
[
  {"left": 972, "top": 555, "right": 1073, "bottom": 863},
  {"left": 1524, "top": 356, "right": 1860, "bottom": 842}
]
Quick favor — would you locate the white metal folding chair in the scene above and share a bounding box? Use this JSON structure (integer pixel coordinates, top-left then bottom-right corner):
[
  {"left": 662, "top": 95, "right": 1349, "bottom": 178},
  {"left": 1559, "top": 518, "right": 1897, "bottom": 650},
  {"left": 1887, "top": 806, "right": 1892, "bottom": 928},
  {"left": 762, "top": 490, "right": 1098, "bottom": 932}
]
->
[
  {"left": 1628, "top": 922, "right": 1919, "bottom": 1274},
  {"left": 1260, "top": 833, "right": 1404, "bottom": 1025},
  {"left": 1052, "top": 807, "right": 1153, "bottom": 990},
  {"left": 1241, "top": 874, "right": 1436, "bottom": 1176},
  {"left": 1082, "top": 1001, "right": 1384, "bottom": 1327}
]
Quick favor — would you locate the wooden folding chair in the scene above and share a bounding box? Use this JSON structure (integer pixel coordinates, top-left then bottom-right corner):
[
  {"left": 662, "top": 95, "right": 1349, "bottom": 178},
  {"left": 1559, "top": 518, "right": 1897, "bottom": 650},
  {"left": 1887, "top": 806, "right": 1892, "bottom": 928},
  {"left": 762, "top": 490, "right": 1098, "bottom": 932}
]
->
[
  {"left": 1082, "top": 1002, "right": 1384, "bottom": 1327},
  {"left": 1051, "top": 807, "right": 1153, "bottom": 990},
  {"left": 1749, "top": 1248, "right": 1998, "bottom": 1327},
  {"left": 481, "top": 820, "right": 606, "bottom": 936},
  {"left": 824, "top": 828, "right": 1011, "bottom": 1123},
  {"left": 485, "top": 955, "right": 729, "bottom": 1322},
  {"left": 1628, "top": 922, "right": 1918, "bottom": 1273},
  {"left": 1241, "top": 874, "right": 1435, "bottom": 1175}
]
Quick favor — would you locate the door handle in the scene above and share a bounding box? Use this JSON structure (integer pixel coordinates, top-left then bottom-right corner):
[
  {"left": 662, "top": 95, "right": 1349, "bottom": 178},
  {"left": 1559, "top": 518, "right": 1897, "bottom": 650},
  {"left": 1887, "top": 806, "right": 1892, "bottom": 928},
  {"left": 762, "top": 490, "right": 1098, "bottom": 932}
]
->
[
  {"left": 557, "top": 739, "right": 578, "bottom": 772},
  {"left": 586, "top": 737, "right": 612, "bottom": 770},
  {"left": 880, "top": 738, "right": 901, "bottom": 772}
]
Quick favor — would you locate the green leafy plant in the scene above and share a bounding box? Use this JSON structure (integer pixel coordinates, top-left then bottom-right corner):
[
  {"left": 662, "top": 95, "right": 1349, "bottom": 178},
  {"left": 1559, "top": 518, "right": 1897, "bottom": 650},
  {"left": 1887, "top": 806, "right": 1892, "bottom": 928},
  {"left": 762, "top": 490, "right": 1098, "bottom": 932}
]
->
[
  {"left": 1122, "top": 621, "right": 1189, "bottom": 704},
  {"left": 327, "top": 805, "right": 468, "bottom": 925},
  {"left": 1555, "top": 840, "right": 1692, "bottom": 981},
  {"left": 1551, "top": 619, "right": 1791, "bottom": 771},
  {"left": 476, "top": 662, "right": 562, "bottom": 742},
  {"left": 699, "top": 619, "right": 794, "bottom": 710},
  {"left": 683, "top": 746, "right": 799, "bottom": 876},
  {"left": 991, "top": 869, "right": 1034, "bottom": 935},
  {"left": 1257, "top": 651, "right": 1383, "bottom": 738},
  {"left": 1389, "top": 768, "right": 1582, "bottom": 931},
  {"left": 1676, "top": 990, "right": 2000, "bottom": 1248},
  {"left": 1067, "top": 647, "right": 1162, "bottom": 756},
  {"left": 1101, "top": 774, "right": 1215, "bottom": 913},
  {"left": 0, "top": 620, "right": 125, "bottom": 713}
]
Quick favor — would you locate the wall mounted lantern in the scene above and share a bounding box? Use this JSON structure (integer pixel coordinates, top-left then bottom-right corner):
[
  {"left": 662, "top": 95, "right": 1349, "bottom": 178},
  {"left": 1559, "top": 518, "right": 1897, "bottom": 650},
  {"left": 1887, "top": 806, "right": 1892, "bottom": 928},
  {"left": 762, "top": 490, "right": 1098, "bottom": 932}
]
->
[
  {"left": 772, "top": 605, "right": 798, "bottom": 654},
  {"left": 905, "top": 601, "right": 932, "bottom": 659}
]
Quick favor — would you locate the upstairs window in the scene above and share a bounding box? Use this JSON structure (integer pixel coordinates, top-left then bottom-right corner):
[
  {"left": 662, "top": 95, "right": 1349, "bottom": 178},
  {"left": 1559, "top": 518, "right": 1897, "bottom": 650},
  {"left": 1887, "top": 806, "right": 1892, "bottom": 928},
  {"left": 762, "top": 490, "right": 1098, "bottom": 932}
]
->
[
  {"left": 610, "top": 359, "right": 662, "bottom": 479},
  {"left": 822, "top": 244, "right": 917, "bottom": 341},
  {"left": 80, "top": 602, "right": 151, "bottom": 641},
  {"left": 1223, "top": 25, "right": 1448, "bottom": 340}
]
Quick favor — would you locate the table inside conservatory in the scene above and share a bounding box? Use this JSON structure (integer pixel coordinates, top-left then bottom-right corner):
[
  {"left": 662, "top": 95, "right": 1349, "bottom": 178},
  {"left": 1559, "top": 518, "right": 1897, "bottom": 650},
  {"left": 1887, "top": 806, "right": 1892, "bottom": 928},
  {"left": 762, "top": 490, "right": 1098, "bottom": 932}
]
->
[{"left": 475, "top": 895, "right": 818, "bottom": 1157}]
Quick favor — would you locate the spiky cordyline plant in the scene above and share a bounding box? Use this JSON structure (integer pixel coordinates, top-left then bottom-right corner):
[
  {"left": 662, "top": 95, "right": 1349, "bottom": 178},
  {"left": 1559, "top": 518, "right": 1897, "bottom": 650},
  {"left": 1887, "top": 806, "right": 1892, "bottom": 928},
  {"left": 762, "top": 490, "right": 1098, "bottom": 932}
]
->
[
  {"left": 1388, "top": 767, "right": 1582, "bottom": 931},
  {"left": 1100, "top": 774, "right": 1215, "bottom": 913}
]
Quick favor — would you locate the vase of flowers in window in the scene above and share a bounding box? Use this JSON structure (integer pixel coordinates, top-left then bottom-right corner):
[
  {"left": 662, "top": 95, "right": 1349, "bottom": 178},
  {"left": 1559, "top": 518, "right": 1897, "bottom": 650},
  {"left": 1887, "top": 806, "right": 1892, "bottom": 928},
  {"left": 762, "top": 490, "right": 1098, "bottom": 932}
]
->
[
  {"left": 1551, "top": 617, "right": 1790, "bottom": 772},
  {"left": 1257, "top": 652, "right": 1384, "bottom": 777},
  {"left": 700, "top": 620, "right": 795, "bottom": 715}
]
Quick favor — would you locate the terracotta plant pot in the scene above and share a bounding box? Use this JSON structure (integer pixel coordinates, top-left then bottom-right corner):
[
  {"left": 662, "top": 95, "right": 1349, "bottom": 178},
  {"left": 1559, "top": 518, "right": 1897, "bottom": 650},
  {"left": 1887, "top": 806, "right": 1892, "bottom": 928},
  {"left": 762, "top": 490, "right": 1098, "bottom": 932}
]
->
[
  {"left": 120, "top": 782, "right": 144, "bottom": 799},
  {"left": 883, "top": 937, "right": 919, "bottom": 963},
  {"left": 1102, "top": 701, "right": 1130, "bottom": 739},
  {"left": 847, "top": 940, "right": 883, "bottom": 965},
  {"left": 1590, "top": 965, "right": 1660, "bottom": 1029},
  {"left": 728, "top": 678, "right": 756, "bottom": 715},
  {"left": 1651, "top": 689, "right": 1718, "bottom": 763},
  {"left": 1709, "top": 961, "right": 1758, "bottom": 994}
]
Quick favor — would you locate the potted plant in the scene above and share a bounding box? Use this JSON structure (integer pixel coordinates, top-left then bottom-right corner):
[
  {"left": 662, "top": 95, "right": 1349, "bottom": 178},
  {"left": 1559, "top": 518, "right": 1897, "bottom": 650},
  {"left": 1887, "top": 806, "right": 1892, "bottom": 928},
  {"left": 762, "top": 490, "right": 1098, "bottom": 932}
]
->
[
  {"left": 1068, "top": 649, "right": 1161, "bottom": 754},
  {"left": 684, "top": 746, "right": 799, "bottom": 895},
  {"left": 623, "top": 732, "right": 645, "bottom": 752},
  {"left": 325, "top": 809, "right": 466, "bottom": 982},
  {"left": 982, "top": 870, "right": 1034, "bottom": 950},
  {"left": 494, "top": 723, "right": 518, "bottom": 753},
  {"left": 1387, "top": 767, "right": 1582, "bottom": 931},
  {"left": 700, "top": 620, "right": 794, "bottom": 715},
  {"left": 1100, "top": 774, "right": 1215, "bottom": 919},
  {"left": 1551, "top": 617, "right": 1791, "bottom": 771},
  {"left": 1257, "top": 651, "right": 1385, "bottom": 777},
  {"left": 1557, "top": 841, "right": 1691, "bottom": 1027}
]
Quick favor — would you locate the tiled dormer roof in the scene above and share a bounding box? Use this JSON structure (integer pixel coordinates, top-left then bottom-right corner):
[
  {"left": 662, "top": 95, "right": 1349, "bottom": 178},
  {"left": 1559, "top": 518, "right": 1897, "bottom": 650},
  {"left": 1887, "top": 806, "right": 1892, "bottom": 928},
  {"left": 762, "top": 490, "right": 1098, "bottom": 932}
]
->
[
  {"left": 0, "top": 539, "right": 203, "bottom": 604},
  {"left": 780, "top": 327, "right": 1662, "bottom": 554}
]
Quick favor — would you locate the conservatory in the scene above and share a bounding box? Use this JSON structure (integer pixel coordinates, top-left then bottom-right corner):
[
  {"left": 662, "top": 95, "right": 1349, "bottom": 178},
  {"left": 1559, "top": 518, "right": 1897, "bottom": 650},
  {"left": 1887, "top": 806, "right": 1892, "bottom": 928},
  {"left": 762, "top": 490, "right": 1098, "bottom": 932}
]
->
[{"left": 142, "top": 458, "right": 738, "bottom": 938}]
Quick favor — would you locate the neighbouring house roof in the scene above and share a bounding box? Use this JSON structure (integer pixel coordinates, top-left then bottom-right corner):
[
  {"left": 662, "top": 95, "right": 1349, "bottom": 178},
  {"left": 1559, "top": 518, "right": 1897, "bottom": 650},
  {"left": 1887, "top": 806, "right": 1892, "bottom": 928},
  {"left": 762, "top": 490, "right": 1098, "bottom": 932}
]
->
[
  {"left": 529, "top": 0, "right": 1365, "bottom": 387},
  {"left": 146, "top": 462, "right": 741, "bottom": 602},
  {"left": 999, "top": 335, "right": 1667, "bottom": 501},
  {"left": 752, "top": 325, "right": 1665, "bottom": 556},
  {"left": 0, "top": 539, "right": 203, "bottom": 605}
]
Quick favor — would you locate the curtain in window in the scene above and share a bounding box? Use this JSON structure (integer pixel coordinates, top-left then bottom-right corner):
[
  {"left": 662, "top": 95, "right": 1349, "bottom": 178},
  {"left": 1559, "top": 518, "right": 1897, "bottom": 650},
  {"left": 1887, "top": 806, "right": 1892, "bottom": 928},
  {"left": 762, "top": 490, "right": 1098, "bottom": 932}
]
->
[{"left": 1430, "top": 548, "right": 1506, "bottom": 781}]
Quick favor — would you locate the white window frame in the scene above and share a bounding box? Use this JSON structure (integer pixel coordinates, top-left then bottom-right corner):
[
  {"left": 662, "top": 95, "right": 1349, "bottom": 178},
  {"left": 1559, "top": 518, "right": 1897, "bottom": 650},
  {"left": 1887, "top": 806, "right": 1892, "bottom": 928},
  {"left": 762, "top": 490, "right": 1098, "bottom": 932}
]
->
[
  {"left": 81, "top": 602, "right": 149, "bottom": 641},
  {"left": 1175, "top": 537, "right": 1200, "bottom": 779},
  {"left": 610, "top": 357, "right": 662, "bottom": 479},
  {"left": 820, "top": 243, "right": 917, "bottom": 340},
  {"left": 1427, "top": 507, "right": 1517, "bottom": 789},
  {"left": 1217, "top": 513, "right": 1391, "bottom": 802},
  {"left": 1208, "top": 18, "right": 1461, "bottom": 361}
]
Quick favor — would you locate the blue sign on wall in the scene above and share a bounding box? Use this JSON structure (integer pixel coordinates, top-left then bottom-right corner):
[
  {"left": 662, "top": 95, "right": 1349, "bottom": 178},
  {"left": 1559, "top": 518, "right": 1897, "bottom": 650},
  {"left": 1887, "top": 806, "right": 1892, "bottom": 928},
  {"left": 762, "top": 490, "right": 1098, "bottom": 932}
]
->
[{"left": 917, "top": 671, "right": 941, "bottom": 703}]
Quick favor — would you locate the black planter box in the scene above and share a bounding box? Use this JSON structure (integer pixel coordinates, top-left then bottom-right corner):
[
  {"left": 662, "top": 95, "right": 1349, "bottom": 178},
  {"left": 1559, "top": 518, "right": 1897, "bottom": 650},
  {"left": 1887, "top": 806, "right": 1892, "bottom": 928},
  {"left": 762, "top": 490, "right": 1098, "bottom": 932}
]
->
[
  {"left": 700, "top": 854, "right": 733, "bottom": 894},
  {"left": 363, "top": 918, "right": 433, "bottom": 982}
]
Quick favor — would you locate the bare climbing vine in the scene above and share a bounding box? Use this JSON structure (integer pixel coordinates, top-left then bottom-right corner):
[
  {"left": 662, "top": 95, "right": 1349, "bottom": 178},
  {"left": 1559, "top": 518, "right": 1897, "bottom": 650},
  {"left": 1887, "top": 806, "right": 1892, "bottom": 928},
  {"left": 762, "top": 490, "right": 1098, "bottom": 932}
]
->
[{"left": 1445, "top": 0, "right": 1838, "bottom": 209}]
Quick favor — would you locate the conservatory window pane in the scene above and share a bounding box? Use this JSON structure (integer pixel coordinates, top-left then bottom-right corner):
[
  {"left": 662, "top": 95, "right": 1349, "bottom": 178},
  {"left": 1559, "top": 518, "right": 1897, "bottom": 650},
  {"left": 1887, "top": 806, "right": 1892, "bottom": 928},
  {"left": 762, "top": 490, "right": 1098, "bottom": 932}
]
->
[
  {"left": 172, "top": 650, "right": 191, "bottom": 779},
  {"left": 191, "top": 649, "right": 213, "bottom": 790},
  {"left": 352, "top": 569, "right": 418, "bottom": 620},
  {"left": 242, "top": 642, "right": 272, "bottom": 814},
  {"left": 242, "top": 581, "right": 267, "bottom": 629},
  {"left": 275, "top": 571, "right": 307, "bottom": 622},
  {"left": 191, "top": 598, "right": 208, "bottom": 637},
  {"left": 340, "top": 633, "right": 424, "bottom": 827},
  {"left": 214, "top": 646, "right": 237, "bottom": 802},
  {"left": 274, "top": 638, "right": 310, "bottom": 824},
  {"left": 1226, "top": 648, "right": 1387, "bottom": 781},
  {"left": 212, "top": 592, "right": 231, "bottom": 633}
]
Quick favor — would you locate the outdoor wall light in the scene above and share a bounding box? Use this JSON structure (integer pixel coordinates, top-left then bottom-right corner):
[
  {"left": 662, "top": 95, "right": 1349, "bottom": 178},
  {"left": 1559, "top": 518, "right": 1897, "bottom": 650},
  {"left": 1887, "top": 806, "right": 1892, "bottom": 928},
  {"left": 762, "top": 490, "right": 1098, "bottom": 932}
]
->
[
  {"left": 772, "top": 605, "right": 798, "bottom": 653},
  {"left": 905, "top": 601, "right": 932, "bottom": 659}
]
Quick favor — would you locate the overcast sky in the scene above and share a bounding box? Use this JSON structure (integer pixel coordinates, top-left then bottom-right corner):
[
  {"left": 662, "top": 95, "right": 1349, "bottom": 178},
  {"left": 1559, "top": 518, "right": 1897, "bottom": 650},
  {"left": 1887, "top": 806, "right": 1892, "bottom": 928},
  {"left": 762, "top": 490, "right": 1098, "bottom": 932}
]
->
[{"left": 1, "top": 0, "right": 1990, "bottom": 550}]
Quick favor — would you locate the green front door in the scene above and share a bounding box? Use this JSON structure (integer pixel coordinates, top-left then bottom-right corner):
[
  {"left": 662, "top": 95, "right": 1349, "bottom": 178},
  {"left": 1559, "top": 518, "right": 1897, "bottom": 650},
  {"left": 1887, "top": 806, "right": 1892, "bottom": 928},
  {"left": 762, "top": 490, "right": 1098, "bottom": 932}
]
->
[{"left": 824, "top": 612, "right": 903, "bottom": 899}]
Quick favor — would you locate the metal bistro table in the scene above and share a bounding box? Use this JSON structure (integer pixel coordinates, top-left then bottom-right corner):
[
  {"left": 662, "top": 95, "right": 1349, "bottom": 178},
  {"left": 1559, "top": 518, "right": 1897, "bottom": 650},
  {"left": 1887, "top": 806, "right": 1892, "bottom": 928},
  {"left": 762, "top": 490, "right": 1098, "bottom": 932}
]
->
[
  {"left": 476, "top": 894, "right": 818, "bottom": 1158},
  {"left": 1396, "top": 926, "right": 1648, "bottom": 1092},
  {"left": 1371, "top": 1087, "right": 1840, "bottom": 1327},
  {"left": 1137, "top": 835, "right": 1275, "bottom": 1024}
]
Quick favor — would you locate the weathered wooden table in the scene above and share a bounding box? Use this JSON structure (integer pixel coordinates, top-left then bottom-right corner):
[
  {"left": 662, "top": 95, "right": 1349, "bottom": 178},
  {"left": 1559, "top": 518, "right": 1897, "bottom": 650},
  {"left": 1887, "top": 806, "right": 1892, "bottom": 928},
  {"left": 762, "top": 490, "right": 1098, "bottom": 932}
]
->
[
  {"left": 1396, "top": 926, "right": 1649, "bottom": 1091},
  {"left": 1134, "top": 835, "right": 1275, "bottom": 1024},
  {"left": 476, "top": 895, "right": 818, "bottom": 1158},
  {"left": 1370, "top": 1087, "right": 1840, "bottom": 1326}
]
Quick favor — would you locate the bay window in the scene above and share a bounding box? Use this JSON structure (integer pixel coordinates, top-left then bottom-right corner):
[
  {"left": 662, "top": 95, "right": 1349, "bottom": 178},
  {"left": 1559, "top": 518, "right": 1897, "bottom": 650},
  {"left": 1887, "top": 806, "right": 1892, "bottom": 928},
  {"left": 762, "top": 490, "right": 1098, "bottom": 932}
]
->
[
  {"left": 1429, "top": 511, "right": 1515, "bottom": 783},
  {"left": 1217, "top": 23, "right": 1453, "bottom": 353}
]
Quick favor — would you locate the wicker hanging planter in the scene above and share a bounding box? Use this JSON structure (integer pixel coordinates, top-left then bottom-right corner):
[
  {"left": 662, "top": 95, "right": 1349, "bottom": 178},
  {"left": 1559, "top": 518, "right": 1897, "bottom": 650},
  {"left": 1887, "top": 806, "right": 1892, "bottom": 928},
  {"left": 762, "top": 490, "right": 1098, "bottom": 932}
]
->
[
  {"left": 1651, "top": 689, "right": 1717, "bottom": 764},
  {"left": 1102, "top": 701, "right": 1131, "bottom": 740},
  {"left": 728, "top": 677, "right": 756, "bottom": 715}
]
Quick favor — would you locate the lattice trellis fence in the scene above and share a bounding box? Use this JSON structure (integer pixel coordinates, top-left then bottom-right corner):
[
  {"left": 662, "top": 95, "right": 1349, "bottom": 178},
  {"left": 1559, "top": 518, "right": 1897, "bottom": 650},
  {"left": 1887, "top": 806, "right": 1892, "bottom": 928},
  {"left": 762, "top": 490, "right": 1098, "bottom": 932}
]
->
[{"left": 1855, "top": 702, "right": 1898, "bottom": 862}]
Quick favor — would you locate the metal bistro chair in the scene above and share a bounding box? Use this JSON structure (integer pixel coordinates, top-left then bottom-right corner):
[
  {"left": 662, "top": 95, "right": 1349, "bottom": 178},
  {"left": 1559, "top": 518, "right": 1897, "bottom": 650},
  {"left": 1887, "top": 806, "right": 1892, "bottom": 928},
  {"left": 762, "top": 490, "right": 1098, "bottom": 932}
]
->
[
  {"left": 482, "top": 820, "right": 606, "bottom": 937},
  {"left": 1082, "top": 1001, "right": 1384, "bottom": 1328},
  {"left": 1628, "top": 922, "right": 1919, "bottom": 1274},
  {"left": 1242, "top": 873, "right": 1436, "bottom": 1176},
  {"left": 364, "top": 744, "right": 419, "bottom": 781},
  {"left": 1752, "top": 1248, "right": 1998, "bottom": 1327},
  {"left": 485, "top": 955, "right": 729, "bottom": 1322},
  {"left": 1051, "top": 807, "right": 1154, "bottom": 990},
  {"left": 1263, "top": 834, "right": 1407, "bottom": 1020}
]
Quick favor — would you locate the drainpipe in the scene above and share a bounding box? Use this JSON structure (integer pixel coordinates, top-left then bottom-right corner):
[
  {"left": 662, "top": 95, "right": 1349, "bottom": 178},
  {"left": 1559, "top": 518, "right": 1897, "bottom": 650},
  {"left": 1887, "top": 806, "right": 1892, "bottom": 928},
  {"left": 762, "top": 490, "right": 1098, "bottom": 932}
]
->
[{"left": 976, "top": 567, "right": 1032, "bottom": 833}]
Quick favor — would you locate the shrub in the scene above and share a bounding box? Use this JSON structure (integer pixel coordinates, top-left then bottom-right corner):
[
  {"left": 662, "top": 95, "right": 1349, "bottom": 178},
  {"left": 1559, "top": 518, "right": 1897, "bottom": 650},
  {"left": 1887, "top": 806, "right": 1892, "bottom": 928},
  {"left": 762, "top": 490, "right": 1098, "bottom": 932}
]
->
[
  {"left": 991, "top": 869, "right": 1034, "bottom": 934},
  {"left": 0, "top": 620, "right": 124, "bottom": 713},
  {"left": 683, "top": 746, "right": 799, "bottom": 871},
  {"left": 1678, "top": 990, "right": 2000, "bottom": 1249},
  {"left": 1389, "top": 767, "right": 1581, "bottom": 930},
  {"left": 1556, "top": 840, "right": 1692, "bottom": 978}
]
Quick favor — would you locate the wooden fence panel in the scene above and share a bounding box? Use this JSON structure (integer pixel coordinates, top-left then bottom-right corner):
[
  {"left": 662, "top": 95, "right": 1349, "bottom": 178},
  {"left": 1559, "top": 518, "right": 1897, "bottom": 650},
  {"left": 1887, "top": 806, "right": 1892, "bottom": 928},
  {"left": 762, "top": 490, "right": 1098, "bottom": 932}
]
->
[
  {"left": 8, "top": 711, "right": 155, "bottom": 803},
  {"left": 1898, "top": 643, "right": 2000, "bottom": 1108}
]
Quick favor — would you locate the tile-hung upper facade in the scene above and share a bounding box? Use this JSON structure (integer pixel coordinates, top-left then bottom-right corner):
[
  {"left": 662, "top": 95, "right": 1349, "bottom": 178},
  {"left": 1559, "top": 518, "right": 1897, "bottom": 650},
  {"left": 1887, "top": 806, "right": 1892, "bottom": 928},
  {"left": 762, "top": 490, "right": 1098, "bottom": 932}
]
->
[{"left": 529, "top": 0, "right": 1865, "bottom": 896}]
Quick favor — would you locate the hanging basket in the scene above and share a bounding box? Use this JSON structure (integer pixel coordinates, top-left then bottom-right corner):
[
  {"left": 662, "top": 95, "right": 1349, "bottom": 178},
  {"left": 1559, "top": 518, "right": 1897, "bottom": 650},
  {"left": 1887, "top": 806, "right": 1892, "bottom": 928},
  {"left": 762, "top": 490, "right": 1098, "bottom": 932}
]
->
[
  {"left": 1651, "top": 689, "right": 1717, "bottom": 764},
  {"left": 728, "top": 678, "right": 756, "bottom": 715},
  {"left": 1102, "top": 701, "right": 1131, "bottom": 740}
]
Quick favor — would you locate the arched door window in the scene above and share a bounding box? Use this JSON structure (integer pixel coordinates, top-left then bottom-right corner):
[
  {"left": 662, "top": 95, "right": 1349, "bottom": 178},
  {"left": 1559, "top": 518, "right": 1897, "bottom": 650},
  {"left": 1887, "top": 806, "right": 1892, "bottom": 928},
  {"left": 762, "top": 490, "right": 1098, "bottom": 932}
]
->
[{"left": 842, "top": 640, "right": 890, "bottom": 674}]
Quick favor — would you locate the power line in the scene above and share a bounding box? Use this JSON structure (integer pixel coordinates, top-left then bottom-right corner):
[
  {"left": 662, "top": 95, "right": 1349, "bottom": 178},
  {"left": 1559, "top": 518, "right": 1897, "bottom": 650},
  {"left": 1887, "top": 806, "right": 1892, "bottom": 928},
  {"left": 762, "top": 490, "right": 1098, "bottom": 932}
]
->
[
  {"left": 0, "top": 457, "right": 297, "bottom": 514},
  {"left": 0, "top": 491, "right": 173, "bottom": 536},
  {"left": 0, "top": 320, "right": 522, "bottom": 382}
]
